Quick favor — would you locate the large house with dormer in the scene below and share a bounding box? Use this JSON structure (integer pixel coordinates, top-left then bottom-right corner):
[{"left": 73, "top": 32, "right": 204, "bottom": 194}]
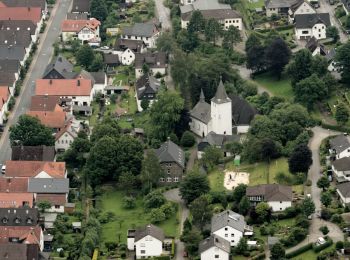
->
[{"left": 295, "top": 13, "right": 331, "bottom": 40}]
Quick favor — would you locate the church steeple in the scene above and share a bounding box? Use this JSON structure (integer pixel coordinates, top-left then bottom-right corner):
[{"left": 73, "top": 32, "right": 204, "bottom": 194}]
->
[
  {"left": 211, "top": 77, "right": 230, "bottom": 104},
  {"left": 199, "top": 88, "right": 205, "bottom": 102}
]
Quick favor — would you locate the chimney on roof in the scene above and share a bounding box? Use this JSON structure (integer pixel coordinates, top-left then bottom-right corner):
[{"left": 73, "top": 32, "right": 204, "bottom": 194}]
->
[
  {"left": 77, "top": 79, "right": 80, "bottom": 86},
  {"left": 49, "top": 79, "right": 52, "bottom": 85}
]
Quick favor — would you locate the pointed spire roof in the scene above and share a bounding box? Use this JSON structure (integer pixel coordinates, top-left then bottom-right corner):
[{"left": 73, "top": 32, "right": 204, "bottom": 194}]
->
[
  {"left": 211, "top": 78, "right": 231, "bottom": 104},
  {"left": 199, "top": 88, "right": 205, "bottom": 102}
]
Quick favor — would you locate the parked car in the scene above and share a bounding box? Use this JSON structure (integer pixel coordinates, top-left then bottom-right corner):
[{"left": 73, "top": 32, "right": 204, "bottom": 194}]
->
[
  {"left": 343, "top": 227, "right": 350, "bottom": 233},
  {"left": 1, "top": 165, "right": 5, "bottom": 174},
  {"left": 316, "top": 237, "right": 326, "bottom": 246},
  {"left": 100, "top": 46, "right": 110, "bottom": 50}
]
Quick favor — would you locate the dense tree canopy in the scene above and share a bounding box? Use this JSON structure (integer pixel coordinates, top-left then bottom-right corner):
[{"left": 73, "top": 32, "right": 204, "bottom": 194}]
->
[
  {"left": 288, "top": 144, "right": 312, "bottom": 173},
  {"left": 180, "top": 171, "right": 210, "bottom": 204},
  {"left": 265, "top": 38, "right": 291, "bottom": 79},
  {"left": 335, "top": 41, "right": 350, "bottom": 85}
]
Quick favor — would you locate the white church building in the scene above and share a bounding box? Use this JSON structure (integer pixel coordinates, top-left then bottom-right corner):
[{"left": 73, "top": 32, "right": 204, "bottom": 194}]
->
[{"left": 189, "top": 80, "right": 256, "bottom": 137}]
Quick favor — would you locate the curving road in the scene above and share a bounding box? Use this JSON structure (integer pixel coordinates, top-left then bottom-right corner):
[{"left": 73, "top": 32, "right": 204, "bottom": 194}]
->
[
  {"left": 0, "top": 0, "right": 72, "bottom": 164},
  {"left": 154, "top": 0, "right": 172, "bottom": 31}
]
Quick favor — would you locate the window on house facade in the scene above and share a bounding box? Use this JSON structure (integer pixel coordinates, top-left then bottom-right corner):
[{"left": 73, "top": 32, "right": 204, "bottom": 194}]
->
[
  {"left": 141, "top": 250, "right": 145, "bottom": 254},
  {"left": 174, "top": 177, "right": 179, "bottom": 182},
  {"left": 159, "top": 178, "right": 165, "bottom": 182},
  {"left": 167, "top": 169, "right": 170, "bottom": 174},
  {"left": 167, "top": 177, "right": 172, "bottom": 182},
  {"left": 225, "top": 234, "right": 228, "bottom": 237},
  {"left": 215, "top": 255, "right": 219, "bottom": 259},
  {"left": 224, "top": 227, "right": 228, "bottom": 231},
  {"left": 55, "top": 205, "right": 60, "bottom": 209}
]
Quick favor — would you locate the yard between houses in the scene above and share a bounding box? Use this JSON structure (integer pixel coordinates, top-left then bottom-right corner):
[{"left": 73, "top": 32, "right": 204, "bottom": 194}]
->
[
  {"left": 291, "top": 244, "right": 336, "bottom": 260},
  {"left": 254, "top": 72, "right": 294, "bottom": 100},
  {"left": 97, "top": 186, "right": 179, "bottom": 247}
]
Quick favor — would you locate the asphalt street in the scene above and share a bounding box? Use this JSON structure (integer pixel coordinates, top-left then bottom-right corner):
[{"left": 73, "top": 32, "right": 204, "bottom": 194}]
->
[
  {"left": 154, "top": 0, "right": 172, "bottom": 31},
  {"left": 0, "top": 0, "right": 72, "bottom": 164}
]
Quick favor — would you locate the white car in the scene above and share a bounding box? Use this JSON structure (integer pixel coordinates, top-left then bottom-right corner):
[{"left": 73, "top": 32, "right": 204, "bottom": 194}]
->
[
  {"left": 316, "top": 237, "right": 326, "bottom": 246},
  {"left": 1, "top": 165, "right": 5, "bottom": 174},
  {"left": 100, "top": 46, "right": 109, "bottom": 50}
]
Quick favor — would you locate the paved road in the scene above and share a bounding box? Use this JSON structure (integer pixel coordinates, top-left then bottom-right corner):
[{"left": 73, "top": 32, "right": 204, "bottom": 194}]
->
[
  {"left": 164, "top": 188, "right": 189, "bottom": 260},
  {"left": 154, "top": 0, "right": 172, "bottom": 31},
  {"left": 0, "top": 0, "right": 72, "bottom": 164},
  {"left": 318, "top": 0, "right": 348, "bottom": 43}
]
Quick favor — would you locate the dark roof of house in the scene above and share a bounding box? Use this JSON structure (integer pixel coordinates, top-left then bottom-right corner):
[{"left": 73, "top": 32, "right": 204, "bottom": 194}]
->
[
  {"left": 30, "top": 95, "right": 62, "bottom": 111},
  {"left": 182, "top": 8, "right": 241, "bottom": 21},
  {"left": 155, "top": 139, "right": 185, "bottom": 168},
  {"left": 42, "top": 55, "right": 76, "bottom": 79},
  {"left": 295, "top": 13, "right": 331, "bottom": 29},
  {"left": 0, "top": 207, "right": 39, "bottom": 226},
  {"left": 0, "top": 20, "right": 37, "bottom": 36},
  {"left": 0, "top": 30, "right": 32, "bottom": 47},
  {"left": 342, "top": 0, "right": 350, "bottom": 12},
  {"left": 230, "top": 94, "right": 257, "bottom": 125},
  {"left": 134, "top": 52, "right": 167, "bottom": 69},
  {"left": 190, "top": 89, "right": 211, "bottom": 124},
  {"left": 305, "top": 36, "right": 327, "bottom": 55},
  {"left": 198, "top": 235, "right": 231, "bottom": 254},
  {"left": 0, "top": 59, "right": 20, "bottom": 73},
  {"left": 135, "top": 74, "right": 160, "bottom": 99},
  {"left": 122, "top": 23, "right": 158, "bottom": 37},
  {"left": 198, "top": 131, "right": 240, "bottom": 151},
  {"left": 246, "top": 184, "right": 293, "bottom": 201},
  {"left": 134, "top": 224, "right": 164, "bottom": 242},
  {"left": 211, "top": 210, "right": 246, "bottom": 233},
  {"left": 11, "top": 146, "right": 55, "bottom": 161},
  {"left": 289, "top": 0, "right": 308, "bottom": 12},
  {"left": 28, "top": 178, "right": 69, "bottom": 193},
  {"left": 114, "top": 38, "right": 144, "bottom": 52},
  {"left": 332, "top": 157, "right": 350, "bottom": 171},
  {"left": 330, "top": 135, "right": 350, "bottom": 154},
  {"left": 103, "top": 53, "right": 119, "bottom": 65},
  {"left": 212, "top": 80, "right": 231, "bottom": 104},
  {"left": 71, "top": 0, "right": 90, "bottom": 13},
  {"left": 326, "top": 48, "right": 336, "bottom": 62},
  {"left": 0, "top": 72, "right": 16, "bottom": 86},
  {"left": 265, "top": 0, "right": 299, "bottom": 8},
  {"left": 0, "top": 244, "right": 30, "bottom": 259},
  {"left": 1, "top": 0, "right": 46, "bottom": 10},
  {"left": 66, "top": 12, "right": 88, "bottom": 20},
  {"left": 0, "top": 46, "right": 25, "bottom": 61},
  {"left": 337, "top": 182, "right": 350, "bottom": 197},
  {"left": 89, "top": 72, "right": 106, "bottom": 84}
]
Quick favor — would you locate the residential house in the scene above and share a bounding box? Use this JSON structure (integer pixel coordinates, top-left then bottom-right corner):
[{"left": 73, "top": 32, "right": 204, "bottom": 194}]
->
[
  {"left": 0, "top": 178, "right": 29, "bottom": 193},
  {"left": 0, "top": 193, "right": 34, "bottom": 208},
  {"left": 155, "top": 139, "right": 185, "bottom": 185},
  {"left": 332, "top": 157, "right": 350, "bottom": 183},
  {"left": 127, "top": 224, "right": 164, "bottom": 259},
  {"left": 294, "top": 13, "right": 331, "bottom": 40},
  {"left": 197, "top": 131, "right": 240, "bottom": 159},
  {"left": 342, "top": 0, "right": 350, "bottom": 15},
  {"left": 28, "top": 178, "right": 69, "bottom": 213},
  {"left": 0, "top": 30, "right": 33, "bottom": 54},
  {"left": 135, "top": 74, "right": 160, "bottom": 112},
  {"left": 0, "top": 225, "right": 43, "bottom": 251},
  {"left": 0, "top": 7, "right": 43, "bottom": 29},
  {"left": 103, "top": 53, "right": 119, "bottom": 73},
  {"left": 288, "top": 0, "right": 315, "bottom": 22},
  {"left": 67, "top": 13, "right": 88, "bottom": 20},
  {"left": 55, "top": 118, "right": 84, "bottom": 152},
  {"left": 246, "top": 184, "right": 293, "bottom": 212},
  {"left": 0, "top": 87, "right": 9, "bottom": 125},
  {"left": 199, "top": 235, "right": 230, "bottom": 260},
  {"left": 71, "top": 0, "right": 91, "bottom": 14},
  {"left": 134, "top": 52, "right": 167, "bottom": 79},
  {"left": 0, "top": 46, "right": 27, "bottom": 66},
  {"left": 76, "top": 70, "right": 107, "bottom": 94},
  {"left": 337, "top": 182, "right": 350, "bottom": 206},
  {"left": 42, "top": 55, "right": 77, "bottom": 79},
  {"left": 120, "top": 22, "right": 159, "bottom": 48},
  {"left": 11, "top": 146, "right": 55, "bottom": 161},
  {"left": 0, "top": 243, "right": 40, "bottom": 260},
  {"left": 1, "top": 0, "right": 47, "bottom": 18},
  {"left": 4, "top": 161, "right": 67, "bottom": 178},
  {"left": 61, "top": 18, "right": 101, "bottom": 46},
  {"left": 27, "top": 109, "right": 67, "bottom": 133},
  {"left": 113, "top": 38, "right": 146, "bottom": 65},
  {"left": 180, "top": 0, "right": 242, "bottom": 30},
  {"left": 30, "top": 95, "right": 71, "bottom": 114},
  {"left": 329, "top": 135, "right": 350, "bottom": 159},
  {"left": 190, "top": 83, "right": 256, "bottom": 137},
  {"left": 305, "top": 36, "right": 327, "bottom": 56},
  {"left": 35, "top": 79, "right": 94, "bottom": 114},
  {"left": 0, "top": 73, "right": 17, "bottom": 95},
  {"left": 0, "top": 208, "right": 39, "bottom": 226},
  {"left": 0, "top": 20, "right": 39, "bottom": 43},
  {"left": 211, "top": 210, "right": 252, "bottom": 246},
  {"left": 265, "top": 0, "right": 301, "bottom": 17}
]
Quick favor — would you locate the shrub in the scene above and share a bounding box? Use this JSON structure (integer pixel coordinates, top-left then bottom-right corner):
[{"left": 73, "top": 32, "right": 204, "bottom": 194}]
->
[
  {"left": 150, "top": 208, "right": 166, "bottom": 223},
  {"left": 7, "top": 96, "right": 15, "bottom": 111},
  {"left": 313, "top": 238, "right": 333, "bottom": 253},
  {"left": 331, "top": 214, "right": 343, "bottom": 224},
  {"left": 105, "top": 241, "right": 117, "bottom": 251},
  {"left": 181, "top": 131, "right": 196, "bottom": 147},
  {"left": 285, "top": 243, "right": 313, "bottom": 258},
  {"left": 123, "top": 196, "right": 136, "bottom": 209},
  {"left": 336, "top": 241, "right": 344, "bottom": 250},
  {"left": 321, "top": 208, "right": 332, "bottom": 220},
  {"left": 319, "top": 226, "right": 329, "bottom": 235}
]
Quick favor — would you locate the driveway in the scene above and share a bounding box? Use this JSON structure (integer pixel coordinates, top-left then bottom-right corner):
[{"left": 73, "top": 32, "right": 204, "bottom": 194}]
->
[
  {"left": 0, "top": 0, "right": 72, "bottom": 164},
  {"left": 154, "top": 0, "right": 172, "bottom": 31},
  {"left": 164, "top": 188, "right": 189, "bottom": 260}
]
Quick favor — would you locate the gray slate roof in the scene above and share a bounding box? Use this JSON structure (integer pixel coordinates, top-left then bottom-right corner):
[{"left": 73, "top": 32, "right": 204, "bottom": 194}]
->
[
  {"left": 122, "top": 23, "right": 157, "bottom": 37},
  {"left": 265, "top": 0, "right": 298, "bottom": 9},
  {"left": 71, "top": 0, "right": 90, "bottom": 13},
  {"left": 0, "top": 244, "right": 28, "bottom": 260},
  {"left": 182, "top": 8, "right": 241, "bottom": 21},
  {"left": 305, "top": 36, "right": 327, "bottom": 55},
  {"left": 337, "top": 182, "right": 350, "bottom": 197},
  {"left": 199, "top": 235, "right": 230, "bottom": 254},
  {"left": 67, "top": 13, "right": 88, "bottom": 20},
  {"left": 0, "top": 46, "right": 25, "bottom": 61},
  {"left": 0, "top": 207, "right": 39, "bottom": 226},
  {"left": 134, "top": 224, "right": 164, "bottom": 242},
  {"left": 43, "top": 55, "right": 77, "bottom": 79},
  {"left": 156, "top": 139, "right": 185, "bottom": 168},
  {"left": 246, "top": 184, "right": 293, "bottom": 201},
  {"left": 0, "top": 30, "right": 32, "bottom": 47},
  {"left": 332, "top": 157, "right": 350, "bottom": 171},
  {"left": 28, "top": 178, "right": 69, "bottom": 193},
  {"left": 135, "top": 52, "right": 167, "bottom": 69},
  {"left": 212, "top": 80, "right": 231, "bottom": 104},
  {"left": 11, "top": 145, "right": 55, "bottom": 161},
  {"left": 330, "top": 135, "right": 350, "bottom": 154},
  {"left": 295, "top": 13, "right": 331, "bottom": 29},
  {"left": 89, "top": 72, "right": 106, "bottom": 84},
  {"left": 198, "top": 131, "right": 240, "bottom": 152},
  {"left": 114, "top": 38, "right": 144, "bottom": 52},
  {"left": 136, "top": 74, "right": 161, "bottom": 99},
  {"left": 211, "top": 210, "right": 246, "bottom": 233},
  {"left": 230, "top": 94, "right": 257, "bottom": 125},
  {"left": 0, "top": 59, "right": 20, "bottom": 73},
  {"left": 0, "top": 72, "right": 16, "bottom": 86},
  {"left": 190, "top": 89, "right": 211, "bottom": 123},
  {"left": 103, "top": 53, "right": 119, "bottom": 65}
]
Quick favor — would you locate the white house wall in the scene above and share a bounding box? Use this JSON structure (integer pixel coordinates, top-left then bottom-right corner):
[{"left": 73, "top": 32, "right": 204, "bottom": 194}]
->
[
  {"left": 190, "top": 118, "right": 209, "bottom": 137},
  {"left": 268, "top": 201, "right": 292, "bottom": 212},
  {"left": 213, "top": 226, "right": 243, "bottom": 246},
  {"left": 135, "top": 235, "right": 163, "bottom": 259},
  {"left": 201, "top": 247, "right": 229, "bottom": 260}
]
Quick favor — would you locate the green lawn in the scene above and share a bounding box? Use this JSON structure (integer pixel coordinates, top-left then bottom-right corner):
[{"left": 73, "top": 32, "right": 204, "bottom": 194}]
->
[
  {"left": 208, "top": 169, "right": 225, "bottom": 192},
  {"left": 98, "top": 187, "right": 179, "bottom": 246},
  {"left": 291, "top": 244, "right": 335, "bottom": 260},
  {"left": 246, "top": 0, "right": 265, "bottom": 9},
  {"left": 254, "top": 72, "right": 293, "bottom": 100}
]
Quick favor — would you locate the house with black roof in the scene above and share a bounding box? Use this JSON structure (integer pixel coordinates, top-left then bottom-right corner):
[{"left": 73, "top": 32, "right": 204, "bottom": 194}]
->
[
  {"left": 11, "top": 146, "right": 55, "bottom": 161},
  {"left": 337, "top": 182, "right": 350, "bottom": 206},
  {"left": 71, "top": 0, "right": 90, "bottom": 14},
  {"left": 155, "top": 139, "right": 185, "bottom": 185},
  {"left": 134, "top": 52, "right": 167, "bottom": 79},
  {"left": 135, "top": 74, "right": 160, "bottom": 112},
  {"left": 42, "top": 55, "right": 77, "bottom": 79},
  {"left": 329, "top": 134, "right": 350, "bottom": 159},
  {"left": 120, "top": 22, "right": 160, "bottom": 48},
  {"left": 332, "top": 157, "right": 350, "bottom": 182},
  {"left": 0, "top": 20, "right": 39, "bottom": 43},
  {"left": 0, "top": 208, "right": 39, "bottom": 226},
  {"left": 113, "top": 38, "right": 146, "bottom": 65},
  {"left": 305, "top": 37, "right": 327, "bottom": 56},
  {"left": 0, "top": 46, "right": 27, "bottom": 66},
  {"left": 294, "top": 13, "right": 331, "bottom": 40}
]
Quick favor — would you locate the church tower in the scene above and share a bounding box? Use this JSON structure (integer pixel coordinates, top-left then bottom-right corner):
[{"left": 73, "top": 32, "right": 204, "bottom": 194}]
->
[{"left": 210, "top": 79, "right": 232, "bottom": 135}]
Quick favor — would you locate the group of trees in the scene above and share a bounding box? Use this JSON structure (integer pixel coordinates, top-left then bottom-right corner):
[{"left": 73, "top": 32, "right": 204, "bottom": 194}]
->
[
  {"left": 246, "top": 33, "right": 291, "bottom": 79},
  {"left": 75, "top": 44, "right": 104, "bottom": 72}
]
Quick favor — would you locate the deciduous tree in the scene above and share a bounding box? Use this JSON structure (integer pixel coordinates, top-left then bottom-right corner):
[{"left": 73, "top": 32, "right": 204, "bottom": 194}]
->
[
  {"left": 288, "top": 144, "right": 312, "bottom": 173},
  {"left": 204, "top": 18, "right": 222, "bottom": 45},
  {"left": 222, "top": 25, "right": 242, "bottom": 50},
  {"left": 265, "top": 38, "right": 291, "bottom": 79},
  {"left": 321, "top": 192, "right": 332, "bottom": 207},
  {"left": 317, "top": 176, "right": 330, "bottom": 191},
  {"left": 189, "top": 195, "right": 213, "bottom": 231},
  {"left": 271, "top": 242, "right": 286, "bottom": 260},
  {"left": 180, "top": 171, "right": 210, "bottom": 204},
  {"left": 335, "top": 41, "right": 350, "bottom": 85},
  {"left": 76, "top": 44, "right": 94, "bottom": 69},
  {"left": 301, "top": 197, "right": 315, "bottom": 217},
  {"left": 140, "top": 150, "right": 164, "bottom": 192},
  {"left": 335, "top": 103, "right": 349, "bottom": 125}
]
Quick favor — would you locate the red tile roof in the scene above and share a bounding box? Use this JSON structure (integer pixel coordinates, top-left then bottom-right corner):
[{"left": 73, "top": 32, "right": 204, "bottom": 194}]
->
[
  {"left": 35, "top": 79, "right": 92, "bottom": 96},
  {"left": 0, "top": 193, "right": 33, "bottom": 208},
  {"left": 5, "top": 161, "right": 66, "bottom": 178},
  {"left": 61, "top": 18, "right": 100, "bottom": 32},
  {"left": 26, "top": 110, "right": 66, "bottom": 129},
  {"left": 0, "top": 7, "right": 42, "bottom": 24},
  {"left": 0, "top": 225, "right": 41, "bottom": 245},
  {"left": 36, "top": 194, "right": 66, "bottom": 205},
  {"left": 0, "top": 178, "right": 28, "bottom": 192},
  {"left": 0, "top": 87, "right": 9, "bottom": 110},
  {"left": 30, "top": 95, "right": 61, "bottom": 111}
]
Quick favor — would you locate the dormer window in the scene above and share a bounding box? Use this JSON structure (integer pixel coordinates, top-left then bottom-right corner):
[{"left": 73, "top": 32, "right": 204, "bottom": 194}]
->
[
  {"left": 2, "top": 218, "right": 8, "bottom": 224},
  {"left": 14, "top": 218, "right": 21, "bottom": 224},
  {"left": 26, "top": 218, "right": 32, "bottom": 224}
]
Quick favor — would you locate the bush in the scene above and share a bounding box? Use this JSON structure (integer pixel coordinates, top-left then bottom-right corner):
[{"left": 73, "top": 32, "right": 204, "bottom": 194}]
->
[
  {"left": 320, "top": 226, "right": 329, "bottom": 235},
  {"left": 150, "top": 208, "right": 166, "bottom": 223},
  {"left": 321, "top": 208, "right": 332, "bottom": 220},
  {"left": 331, "top": 214, "right": 343, "bottom": 224},
  {"left": 285, "top": 243, "right": 313, "bottom": 258},
  {"left": 313, "top": 238, "right": 333, "bottom": 253},
  {"left": 181, "top": 131, "right": 196, "bottom": 147},
  {"left": 105, "top": 241, "right": 117, "bottom": 251},
  {"left": 7, "top": 96, "right": 15, "bottom": 111},
  {"left": 336, "top": 241, "right": 344, "bottom": 250},
  {"left": 123, "top": 196, "right": 136, "bottom": 209}
]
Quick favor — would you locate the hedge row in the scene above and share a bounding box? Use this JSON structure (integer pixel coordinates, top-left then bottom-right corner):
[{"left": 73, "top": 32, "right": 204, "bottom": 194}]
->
[
  {"left": 252, "top": 253, "right": 266, "bottom": 260},
  {"left": 285, "top": 243, "right": 313, "bottom": 259},
  {"left": 321, "top": 122, "right": 350, "bottom": 133},
  {"left": 313, "top": 239, "right": 333, "bottom": 253}
]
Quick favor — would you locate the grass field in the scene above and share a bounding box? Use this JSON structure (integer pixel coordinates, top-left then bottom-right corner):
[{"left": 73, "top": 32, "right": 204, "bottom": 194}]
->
[
  {"left": 246, "top": 0, "right": 264, "bottom": 9},
  {"left": 291, "top": 244, "right": 335, "bottom": 260},
  {"left": 254, "top": 72, "right": 293, "bottom": 100},
  {"left": 98, "top": 187, "right": 179, "bottom": 246}
]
